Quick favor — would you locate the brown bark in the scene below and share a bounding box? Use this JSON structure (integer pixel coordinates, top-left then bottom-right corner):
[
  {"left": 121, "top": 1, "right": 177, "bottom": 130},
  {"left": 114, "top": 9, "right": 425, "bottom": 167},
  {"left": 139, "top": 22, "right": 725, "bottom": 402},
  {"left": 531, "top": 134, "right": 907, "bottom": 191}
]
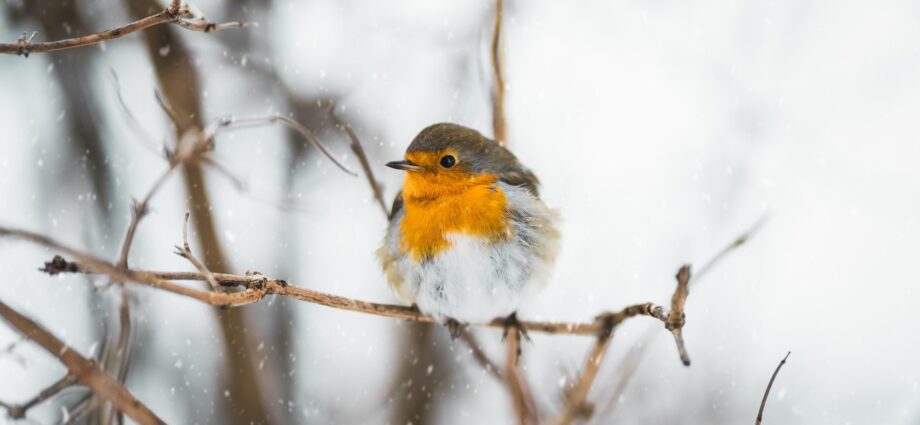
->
[{"left": 124, "top": 1, "right": 274, "bottom": 423}]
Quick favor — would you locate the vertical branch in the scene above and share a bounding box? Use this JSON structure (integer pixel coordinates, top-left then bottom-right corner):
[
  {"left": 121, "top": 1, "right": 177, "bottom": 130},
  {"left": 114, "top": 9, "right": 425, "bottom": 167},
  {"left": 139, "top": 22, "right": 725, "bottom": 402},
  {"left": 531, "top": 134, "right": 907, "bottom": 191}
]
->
[
  {"left": 756, "top": 352, "right": 791, "bottom": 425},
  {"left": 124, "top": 0, "right": 274, "bottom": 423},
  {"left": 666, "top": 266, "right": 691, "bottom": 366},
  {"left": 504, "top": 329, "right": 537, "bottom": 425},
  {"left": 331, "top": 116, "right": 389, "bottom": 217},
  {"left": 490, "top": 0, "right": 507, "bottom": 146},
  {"left": 20, "top": 0, "right": 115, "bottom": 230},
  {"left": 459, "top": 329, "right": 503, "bottom": 380},
  {"left": 552, "top": 317, "right": 615, "bottom": 425},
  {"left": 389, "top": 324, "right": 440, "bottom": 425}
]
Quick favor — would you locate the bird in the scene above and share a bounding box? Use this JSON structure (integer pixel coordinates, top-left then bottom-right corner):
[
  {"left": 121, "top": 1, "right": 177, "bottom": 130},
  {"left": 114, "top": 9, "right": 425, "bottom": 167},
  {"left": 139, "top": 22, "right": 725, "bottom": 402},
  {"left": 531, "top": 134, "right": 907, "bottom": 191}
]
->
[{"left": 377, "top": 123, "right": 560, "bottom": 338}]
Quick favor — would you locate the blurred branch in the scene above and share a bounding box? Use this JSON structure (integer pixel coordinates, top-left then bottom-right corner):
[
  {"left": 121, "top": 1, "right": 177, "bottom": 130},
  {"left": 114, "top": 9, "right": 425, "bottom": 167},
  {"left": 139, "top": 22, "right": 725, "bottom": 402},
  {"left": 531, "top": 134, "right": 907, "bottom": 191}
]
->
[
  {"left": 756, "top": 352, "right": 791, "bottom": 425},
  {"left": 504, "top": 328, "right": 538, "bottom": 425},
  {"left": 333, "top": 117, "right": 389, "bottom": 217},
  {"left": 490, "top": 0, "right": 507, "bottom": 145},
  {"left": 0, "top": 300, "right": 165, "bottom": 424},
  {"left": 116, "top": 165, "right": 176, "bottom": 270},
  {"left": 0, "top": 1, "right": 250, "bottom": 56},
  {"left": 551, "top": 267, "right": 692, "bottom": 425},
  {"left": 0, "top": 374, "right": 77, "bottom": 420},
  {"left": 600, "top": 216, "right": 767, "bottom": 418},
  {"left": 174, "top": 211, "right": 220, "bottom": 290},
  {"left": 458, "top": 329, "right": 503, "bottom": 380},
  {"left": 229, "top": 115, "right": 356, "bottom": 176}
]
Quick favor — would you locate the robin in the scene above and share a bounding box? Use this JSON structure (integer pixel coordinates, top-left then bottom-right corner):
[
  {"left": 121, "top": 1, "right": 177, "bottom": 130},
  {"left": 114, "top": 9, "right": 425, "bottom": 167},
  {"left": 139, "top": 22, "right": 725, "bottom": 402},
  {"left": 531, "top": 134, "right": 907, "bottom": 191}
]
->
[{"left": 378, "top": 123, "right": 560, "bottom": 338}]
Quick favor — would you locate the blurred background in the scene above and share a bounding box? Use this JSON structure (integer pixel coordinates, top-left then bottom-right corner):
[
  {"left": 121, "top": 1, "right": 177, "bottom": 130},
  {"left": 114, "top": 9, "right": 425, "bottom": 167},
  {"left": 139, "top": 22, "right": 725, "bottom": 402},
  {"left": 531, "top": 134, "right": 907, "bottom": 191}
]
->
[{"left": 2, "top": 0, "right": 920, "bottom": 423}]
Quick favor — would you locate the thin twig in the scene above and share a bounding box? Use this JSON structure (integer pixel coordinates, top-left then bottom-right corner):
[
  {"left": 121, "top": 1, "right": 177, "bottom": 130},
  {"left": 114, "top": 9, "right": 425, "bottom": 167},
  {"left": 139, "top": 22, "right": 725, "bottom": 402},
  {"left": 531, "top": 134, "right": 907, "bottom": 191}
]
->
[
  {"left": 504, "top": 328, "right": 538, "bottom": 424},
  {"left": 696, "top": 213, "right": 769, "bottom": 281},
  {"left": 458, "top": 329, "right": 503, "bottom": 380},
  {"left": 0, "top": 300, "right": 165, "bottom": 424},
  {"left": 490, "top": 0, "right": 507, "bottom": 146},
  {"left": 1, "top": 227, "right": 683, "bottom": 338},
  {"left": 756, "top": 351, "right": 791, "bottom": 425},
  {"left": 601, "top": 216, "right": 767, "bottom": 416},
  {"left": 0, "top": 374, "right": 78, "bottom": 419},
  {"left": 225, "top": 115, "right": 356, "bottom": 176},
  {"left": 335, "top": 120, "right": 389, "bottom": 217},
  {"left": 551, "top": 303, "right": 673, "bottom": 425},
  {"left": 174, "top": 211, "right": 220, "bottom": 290},
  {"left": 109, "top": 69, "right": 162, "bottom": 156},
  {"left": 0, "top": 3, "right": 250, "bottom": 56}
]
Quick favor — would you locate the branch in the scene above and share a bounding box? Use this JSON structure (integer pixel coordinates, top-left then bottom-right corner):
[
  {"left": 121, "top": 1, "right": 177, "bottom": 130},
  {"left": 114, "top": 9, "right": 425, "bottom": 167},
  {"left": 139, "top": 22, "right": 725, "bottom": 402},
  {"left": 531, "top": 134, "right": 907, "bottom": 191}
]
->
[
  {"left": 0, "top": 2, "right": 250, "bottom": 56},
  {"left": 490, "top": 0, "right": 507, "bottom": 146},
  {"left": 0, "top": 300, "right": 165, "bottom": 424},
  {"left": 174, "top": 211, "right": 220, "bottom": 290},
  {"left": 0, "top": 374, "right": 77, "bottom": 419},
  {"left": 504, "top": 328, "right": 538, "bottom": 425},
  {"left": 336, "top": 120, "right": 389, "bottom": 217},
  {"left": 756, "top": 351, "right": 791, "bottom": 425},
  {"left": 666, "top": 265, "right": 691, "bottom": 366},
  {"left": 458, "top": 329, "right": 503, "bottom": 380},
  {"left": 3, "top": 226, "right": 669, "bottom": 338},
  {"left": 227, "top": 115, "right": 357, "bottom": 176},
  {"left": 600, "top": 216, "right": 767, "bottom": 416},
  {"left": 117, "top": 166, "right": 175, "bottom": 269},
  {"left": 550, "top": 302, "right": 677, "bottom": 425}
]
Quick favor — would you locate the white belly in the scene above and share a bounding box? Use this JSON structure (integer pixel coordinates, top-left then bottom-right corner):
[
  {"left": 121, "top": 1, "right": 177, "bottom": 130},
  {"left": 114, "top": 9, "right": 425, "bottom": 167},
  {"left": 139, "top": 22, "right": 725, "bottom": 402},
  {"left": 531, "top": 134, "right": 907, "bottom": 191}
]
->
[
  {"left": 379, "top": 183, "right": 560, "bottom": 324},
  {"left": 409, "top": 232, "right": 544, "bottom": 323}
]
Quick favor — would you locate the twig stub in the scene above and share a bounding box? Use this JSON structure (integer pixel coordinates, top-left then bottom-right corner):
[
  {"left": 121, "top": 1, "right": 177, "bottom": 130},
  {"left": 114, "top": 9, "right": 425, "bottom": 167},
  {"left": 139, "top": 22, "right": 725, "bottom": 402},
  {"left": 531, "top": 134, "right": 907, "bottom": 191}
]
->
[{"left": 40, "top": 255, "right": 80, "bottom": 275}]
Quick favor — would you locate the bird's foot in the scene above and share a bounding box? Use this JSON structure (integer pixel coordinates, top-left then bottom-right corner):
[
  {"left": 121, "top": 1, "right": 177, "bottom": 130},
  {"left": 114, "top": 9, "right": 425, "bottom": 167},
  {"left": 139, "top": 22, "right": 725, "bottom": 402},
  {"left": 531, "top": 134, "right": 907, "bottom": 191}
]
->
[
  {"left": 501, "top": 312, "right": 531, "bottom": 343},
  {"left": 445, "top": 318, "right": 465, "bottom": 340}
]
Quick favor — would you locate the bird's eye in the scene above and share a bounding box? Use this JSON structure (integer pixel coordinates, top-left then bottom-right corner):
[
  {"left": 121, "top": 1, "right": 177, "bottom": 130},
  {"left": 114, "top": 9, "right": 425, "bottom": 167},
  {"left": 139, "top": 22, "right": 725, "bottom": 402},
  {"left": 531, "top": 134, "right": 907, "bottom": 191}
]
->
[{"left": 439, "top": 155, "right": 456, "bottom": 168}]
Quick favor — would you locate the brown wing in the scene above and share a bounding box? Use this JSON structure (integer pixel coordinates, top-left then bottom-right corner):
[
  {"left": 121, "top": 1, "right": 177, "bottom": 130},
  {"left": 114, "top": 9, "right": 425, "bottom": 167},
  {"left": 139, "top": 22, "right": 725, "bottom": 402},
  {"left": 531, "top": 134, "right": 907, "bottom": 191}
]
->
[{"left": 500, "top": 168, "right": 540, "bottom": 197}]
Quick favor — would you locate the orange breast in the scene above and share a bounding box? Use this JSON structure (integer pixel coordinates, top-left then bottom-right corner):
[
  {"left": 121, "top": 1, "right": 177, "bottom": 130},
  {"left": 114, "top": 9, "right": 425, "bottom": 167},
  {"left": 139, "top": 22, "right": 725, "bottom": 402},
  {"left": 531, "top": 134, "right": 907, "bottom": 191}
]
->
[{"left": 399, "top": 173, "right": 510, "bottom": 261}]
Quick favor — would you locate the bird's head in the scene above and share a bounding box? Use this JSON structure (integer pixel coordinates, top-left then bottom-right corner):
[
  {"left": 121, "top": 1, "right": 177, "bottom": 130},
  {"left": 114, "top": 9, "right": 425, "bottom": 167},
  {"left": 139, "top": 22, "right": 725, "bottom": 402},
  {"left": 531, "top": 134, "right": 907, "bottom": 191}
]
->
[{"left": 386, "top": 123, "right": 521, "bottom": 201}]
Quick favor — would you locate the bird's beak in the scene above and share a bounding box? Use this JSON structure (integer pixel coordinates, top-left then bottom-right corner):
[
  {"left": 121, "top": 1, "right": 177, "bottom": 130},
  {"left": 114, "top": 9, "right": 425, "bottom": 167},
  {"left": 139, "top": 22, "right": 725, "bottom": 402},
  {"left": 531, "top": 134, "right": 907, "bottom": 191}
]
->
[{"left": 385, "top": 159, "right": 422, "bottom": 172}]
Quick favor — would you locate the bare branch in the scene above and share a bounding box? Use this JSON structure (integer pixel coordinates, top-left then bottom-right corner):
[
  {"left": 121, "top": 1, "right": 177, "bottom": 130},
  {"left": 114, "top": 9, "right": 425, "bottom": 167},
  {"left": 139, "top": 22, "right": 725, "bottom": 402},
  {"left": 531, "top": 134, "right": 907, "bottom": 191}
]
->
[
  {"left": 109, "top": 69, "right": 163, "bottom": 156},
  {"left": 552, "top": 305, "right": 662, "bottom": 425},
  {"left": 333, "top": 119, "right": 389, "bottom": 217},
  {"left": 3, "top": 227, "right": 681, "bottom": 338},
  {"left": 0, "top": 374, "right": 78, "bottom": 419},
  {"left": 696, "top": 213, "right": 769, "bottom": 281},
  {"left": 117, "top": 167, "right": 176, "bottom": 270},
  {"left": 666, "top": 265, "right": 692, "bottom": 366},
  {"left": 0, "top": 300, "right": 165, "bottom": 424},
  {"left": 490, "top": 0, "right": 507, "bottom": 146},
  {"left": 0, "top": 3, "right": 250, "bottom": 56},
  {"left": 458, "top": 329, "right": 503, "bottom": 380},
  {"left": 756, "top": 351, "right": 791, "bottom": 425},
  {"left": 174, "top": 211, "right": 220, "bottom": 290},
  {"left": 504, "top": 328, "right": 538, "bottom": 424},
  {"left": 601, "top": 216, "right": 767, "bottom": 416},
  {"left": 226, "top": 115, "right": 357, "bottom": 176}
]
